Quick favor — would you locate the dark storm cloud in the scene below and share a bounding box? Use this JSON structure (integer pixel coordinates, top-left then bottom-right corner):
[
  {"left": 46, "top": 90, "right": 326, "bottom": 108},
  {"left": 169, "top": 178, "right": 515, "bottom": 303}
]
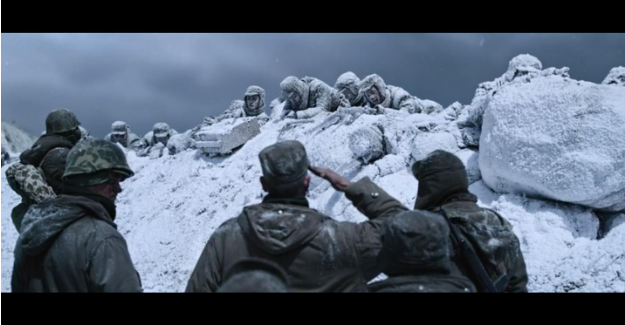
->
[{"left": 2, "top": 33, "right": 624, "bottom": 138}]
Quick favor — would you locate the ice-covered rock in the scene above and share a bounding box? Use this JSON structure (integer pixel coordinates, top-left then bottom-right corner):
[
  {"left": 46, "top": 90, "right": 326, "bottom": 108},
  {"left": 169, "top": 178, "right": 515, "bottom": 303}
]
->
[
  {"left": 195, "top": 115, "right": 268, "bottom": 155},
  {"left": 457, "top": 54, "right": 570, "bottom": 147},
  {"left": 480, "top": 76, "right": 625, "bottom": 212},
  {"left": 349, "top": 125, "right": 385, "bottom": 164}
]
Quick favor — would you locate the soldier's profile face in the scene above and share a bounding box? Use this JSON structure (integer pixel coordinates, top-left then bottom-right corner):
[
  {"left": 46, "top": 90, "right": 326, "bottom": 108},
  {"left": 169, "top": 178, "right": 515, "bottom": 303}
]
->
[
  {"left": 367, "top": 86, "right": 382, "bottom": 105},
  {"left": 341, "top": 87, "right": 356, "bottom": 102},
  {"left": 246, "top": 95, "right": 261, "bottom": 110},
  {"left": 112, "top": 133, "right": 127, "bottom": 143},
  {"left": 80, "top": 129, "right": 89, "bottom": 141},
  {"left": 155, "top": 135, "right": 169, "bottom": 145},
  {"left": 89, "top": 173, "right": 124, "bottom": 201},
  {"left": 513, "top": 69, "right": 529, "bottom": 80},
  {"left": 288, "top": 92, "right": 301, "bottom": 106}
]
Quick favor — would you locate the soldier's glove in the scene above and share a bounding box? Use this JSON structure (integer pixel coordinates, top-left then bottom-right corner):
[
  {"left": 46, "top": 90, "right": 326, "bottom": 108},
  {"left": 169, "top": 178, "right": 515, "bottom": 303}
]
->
[
  {"left": 281, "top": 109, "right": 294, "bottom": 119},
  {"left": 203, "top": 116, "right": 216, "bottom": 126}
]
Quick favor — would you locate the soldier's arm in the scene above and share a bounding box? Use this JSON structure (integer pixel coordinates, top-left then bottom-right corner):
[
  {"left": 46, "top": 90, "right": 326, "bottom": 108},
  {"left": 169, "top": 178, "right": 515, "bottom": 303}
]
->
[
  {"left": 291, "top": 107, "right": 322, "bottom": 119},
  {"left": 40, "top": 147, "right": 71, "bottom": 192},
  {"left": 202, "top": 116, "right": 216, "bottom": 126},
  {"left": 141, "top": 133, "right": 152, "bottom": 147},
  {"left": 280, "top": 100, "right": 295, "bottom": 119},
  {"left": 11, "top": 241, "right": 28, "bottom": 292},
  {"left": 13, "top": 164, "right": 57, "bottom": 203},
  {"left": 309, "top": 166, "right": 407, "bottom": 220},
  {"left": 490, "top": 210, "right": 529, "bottom": 293},
  {"left": 345, "top": 177, "right": 408, "bottom": 280},
  {"left": 395, "top": 92, "right": 418, "bottom": 114},
  {"left": 217, "top": 100, "right": 245, "bottom": 121},
  {"left": 344, "top": 177, "right": 408, "bottom": 220},
  {"left": 136, "top": 147, "right": 151, "bottom": 157},
  {"left": 286, "top": 84, "right": 331, "bottom": 119},
  {"left": 309, "top": 167, "right": 408, "bottom": 280},
  {"left": 219, "top": 110, "right": 243, "bottom": 121},
  {"left": 88, "top": 236, "right": 143, "bottom": 292},
  {"left": 505, "top": 236, "right": 529, "bottom": 293},
  {"left": 128, "top": 138, "right": 145, "bottom": 150},
  {"left": 19, "top": 147, "right": 36, "bottom": 165},
  {"left": 185, "top": 234, "right": 223, "bottom": 293},
  {"left": 338, "top": 91, "right": 352, "bottom": 108},
  {"left": 400, "top": 100, "right": 418, "bottom": 114},
  {"left": 313, "top": 84, "right": 334, "bottom": 112},
  {"left": 216, "top": 110, "right": 237, "bottom": 122}
]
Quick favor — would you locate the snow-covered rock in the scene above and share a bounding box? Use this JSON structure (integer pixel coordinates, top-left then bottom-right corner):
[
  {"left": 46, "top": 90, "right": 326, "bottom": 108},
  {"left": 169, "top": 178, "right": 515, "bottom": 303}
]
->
[
  {"left": 457, "top": 54, "right": 570, "bottom": 147},
  {"left": 480, "top": 76, "right": 625, "bottom": 212},
  {"left": 195, "top": 115, "right": 267, "bottom": 155}
]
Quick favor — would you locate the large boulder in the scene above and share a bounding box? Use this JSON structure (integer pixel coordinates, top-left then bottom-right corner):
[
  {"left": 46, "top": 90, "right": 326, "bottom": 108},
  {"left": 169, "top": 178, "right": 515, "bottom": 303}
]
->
[{"left": 479, "top": 75, "right": 625, "bottom": 212}]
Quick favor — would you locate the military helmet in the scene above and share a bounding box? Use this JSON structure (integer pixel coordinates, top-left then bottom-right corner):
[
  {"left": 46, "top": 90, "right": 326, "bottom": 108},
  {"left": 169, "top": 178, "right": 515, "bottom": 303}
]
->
[
  {"left": 111, "top": 121, "right": 129, "bottom": 135},
  {"left": 63, "top": 139, "right": 134, "bottom": 186},
  {"left": 45, "top": 108, "right": 81, "bottom": 134},
  {"left": 153, "top": 122, "right": 170, "bottom": 138}
]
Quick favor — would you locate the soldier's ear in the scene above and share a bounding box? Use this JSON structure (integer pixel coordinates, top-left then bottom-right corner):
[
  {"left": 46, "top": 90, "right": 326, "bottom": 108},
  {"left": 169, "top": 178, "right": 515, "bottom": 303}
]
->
[
  {"left": 303, "top": 175, "right": 311, "bottom": 192},
  {"left": 411, "top": 161, "right": 420, "bottom": 179}
]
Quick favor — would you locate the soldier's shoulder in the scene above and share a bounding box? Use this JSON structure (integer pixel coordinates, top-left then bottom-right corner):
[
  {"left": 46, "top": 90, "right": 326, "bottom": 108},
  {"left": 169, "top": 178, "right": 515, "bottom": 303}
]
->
[
  {"left": 480, "top": 208, "right": 513, "bottom": 227},
  {"left": 211, "top": 216, "right": 243, "bottom": 237},
  {"left": 44, "top": 147, "right": 71, "bottom": 161},
  {"left": 312, "top": 79, "right": 332, "bottom": 91}
]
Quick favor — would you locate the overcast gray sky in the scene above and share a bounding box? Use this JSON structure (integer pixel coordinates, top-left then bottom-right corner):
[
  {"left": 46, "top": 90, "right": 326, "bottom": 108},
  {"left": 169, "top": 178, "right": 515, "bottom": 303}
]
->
[{"left": 2, "top": 33, "right": 624, "bottom": 138}]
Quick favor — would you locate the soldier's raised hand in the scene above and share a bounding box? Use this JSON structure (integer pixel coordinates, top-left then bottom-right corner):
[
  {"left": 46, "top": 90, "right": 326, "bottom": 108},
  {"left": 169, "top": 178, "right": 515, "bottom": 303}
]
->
[{"left": 308, "top": 166, "right": 351, "bottom": 192}]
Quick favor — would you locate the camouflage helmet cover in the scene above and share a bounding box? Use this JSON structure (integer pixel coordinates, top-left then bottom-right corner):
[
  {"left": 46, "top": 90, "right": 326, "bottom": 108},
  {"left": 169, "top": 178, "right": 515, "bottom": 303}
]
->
[{"left": 63, "top": 139, "right": 134, "bottom": 186}]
